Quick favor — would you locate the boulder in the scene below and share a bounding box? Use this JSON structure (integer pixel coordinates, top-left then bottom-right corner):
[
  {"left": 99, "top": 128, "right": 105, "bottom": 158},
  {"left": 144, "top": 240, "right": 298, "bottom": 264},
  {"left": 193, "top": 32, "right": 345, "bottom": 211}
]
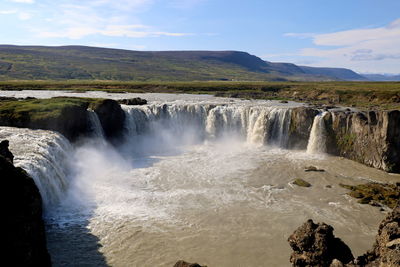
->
[
  {"left": 288, "top": 219, "right": 354, "bottom": 266},
  {"left": 174, "top": 260, "right": 205, "bottom": 267},
  {"left": 1, "top": 140, "right": 51, "bottom": 266},
  {"left": 117, "top": 97, "right": 147, "bottom": 105}
]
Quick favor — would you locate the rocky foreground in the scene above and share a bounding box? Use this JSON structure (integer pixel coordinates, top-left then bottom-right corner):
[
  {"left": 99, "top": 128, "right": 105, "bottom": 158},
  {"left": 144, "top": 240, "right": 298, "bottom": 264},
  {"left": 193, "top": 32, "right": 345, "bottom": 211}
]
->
[
  {"left": 288, "top": 202, "right": 400, "bottom": 267},
  {"left": 1, "top": 140, "right": 51, "bottom": 266}
]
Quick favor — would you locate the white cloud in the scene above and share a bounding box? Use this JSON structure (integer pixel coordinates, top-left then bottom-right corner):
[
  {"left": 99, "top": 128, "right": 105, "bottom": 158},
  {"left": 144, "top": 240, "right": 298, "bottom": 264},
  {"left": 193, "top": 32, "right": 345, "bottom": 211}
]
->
[
  {"left": 18, "top": 12, "right": 32, "bottom": 20},
  {"left": 39, "top": 24, "right": 189, "bottom": 39},
  {"left": 285, "top": 18, "right": 400, "bottom": 73},
  {"left": 10, "top": 0, "right": 35, "bottom": 3},
  {"left": 0, "top": 10, "right": 17, "bottom": 14}
]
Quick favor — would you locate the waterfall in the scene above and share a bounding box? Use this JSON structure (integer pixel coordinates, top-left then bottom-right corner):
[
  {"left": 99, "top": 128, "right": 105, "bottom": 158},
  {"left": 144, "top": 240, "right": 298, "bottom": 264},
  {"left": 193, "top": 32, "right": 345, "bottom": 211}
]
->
[
  {"left": 121, "top": 103, "right": 292, "bottom": 147},
  {"left": 87, "top": 109, "right": 105, "bottom": 139},
  {"left": 0, "top": 127, "right": 72, "bottom": 211},
  {"left": 306, "top": 112, "right": 328, "bottom": 154}
]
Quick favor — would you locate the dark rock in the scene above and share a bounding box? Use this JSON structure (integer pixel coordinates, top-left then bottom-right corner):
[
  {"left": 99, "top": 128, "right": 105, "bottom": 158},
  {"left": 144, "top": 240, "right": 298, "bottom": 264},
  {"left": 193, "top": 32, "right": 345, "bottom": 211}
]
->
[
  {"left": 1, "top": 140, "right": 51, "bottom": 266},
  {"left": 174, "top": 260, "right": 206, "bottom": 267},
  {"left": 355, "top": 202, "right": 400, "bottom": 266},
  {"left": 90, "top": 99, "right": 126, "bottom": 143},
  {"left": 117, "top": 97, "right": 147, "bottom": 105},
  {"left": 293, "top": 178, "right": 312, "bottom": 187},
  {"left": 288, "top": 107, "right": 320, "bottom": 149},
  {"left": 0, "top": 140, "right": 13, "bottom": 163},
  {"left": 280, "top": 100, "right": 289, "bottom": 103},
  {"left": 304, "top": 166, "right": 325, "bottom": 172},
  {"left": 288, "top": 219, "right": 354, "bottom": 266},
  {"left": 339, "top": 183, "right": 399, "bottom": 209}
]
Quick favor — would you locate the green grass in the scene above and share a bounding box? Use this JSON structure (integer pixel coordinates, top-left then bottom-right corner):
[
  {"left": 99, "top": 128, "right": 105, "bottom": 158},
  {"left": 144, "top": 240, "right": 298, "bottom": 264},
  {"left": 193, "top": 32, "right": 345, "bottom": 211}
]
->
[
  {"left": 1, "top": 80, "right": 399, "bottom": 110},
  {"left": 0, "top": 97, "right": 101, "bottom": 121}
]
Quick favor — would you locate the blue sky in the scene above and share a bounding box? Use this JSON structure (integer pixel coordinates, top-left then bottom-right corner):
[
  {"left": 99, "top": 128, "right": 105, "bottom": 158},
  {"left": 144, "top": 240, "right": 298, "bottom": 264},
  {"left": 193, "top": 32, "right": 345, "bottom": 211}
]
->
[{"left": 1, "top": 0, "right": 400, "bottom": 73}]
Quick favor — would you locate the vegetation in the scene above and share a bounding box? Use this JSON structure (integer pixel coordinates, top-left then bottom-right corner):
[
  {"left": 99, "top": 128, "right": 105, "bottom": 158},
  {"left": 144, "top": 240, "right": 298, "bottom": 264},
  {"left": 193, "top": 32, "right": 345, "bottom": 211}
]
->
[
  {"left": 0, "top": 45, "right": 366, "bottom": 81},
  {"left": 0, "top": 97, "right": 101, "bottom": 121},
  {"left": 340, "top": 183, "right": 399, "bottom": 208},
  {"left": 0, "top": 80, "right": 399, "bottom": 110},
  {"left": 292, "top": 179, "right": 311, "bottom": 187}
]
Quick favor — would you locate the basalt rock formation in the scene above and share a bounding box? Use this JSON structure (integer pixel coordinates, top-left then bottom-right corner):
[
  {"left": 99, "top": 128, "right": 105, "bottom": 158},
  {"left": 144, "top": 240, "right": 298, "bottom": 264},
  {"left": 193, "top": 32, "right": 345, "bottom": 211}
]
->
[
  {"left": 1, "top": 140, "right": 51, "bottom": 266},
  {"left": 326, "top": 110, "right": 400, "bottom": 173},
  {"left": 288, "top": 219, "right": 354, "bottom": 266},
  {"left": 174, "top": 260, "right": 206, "bottom": 267},
  {"left": 117, "top": 97, "right": 147, "bottom": 105},
  {"left": 90, "top": 99, "right": 126, "bottom": 143},
  {"left": 288, "top": 107, "right": 400, "bottom": 173},
  {"left": 288, "top": 202, "right": 400, "bottom": 267}
]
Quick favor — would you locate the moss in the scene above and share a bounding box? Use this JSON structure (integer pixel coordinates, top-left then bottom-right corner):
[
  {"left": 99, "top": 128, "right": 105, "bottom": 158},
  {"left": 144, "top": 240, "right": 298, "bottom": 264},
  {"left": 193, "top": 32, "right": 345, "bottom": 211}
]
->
[
  {"left": 293, "top": 179, "right": 312, "bottom": 187},
  {"left": 0, "top": 97, "right": 102, "bottom": 121},
  {"left": 337, "top": 133, "right": 356, "bottom": 153},
  {"left": 340, "top": 182, "right": 399, "bottom": 208}
]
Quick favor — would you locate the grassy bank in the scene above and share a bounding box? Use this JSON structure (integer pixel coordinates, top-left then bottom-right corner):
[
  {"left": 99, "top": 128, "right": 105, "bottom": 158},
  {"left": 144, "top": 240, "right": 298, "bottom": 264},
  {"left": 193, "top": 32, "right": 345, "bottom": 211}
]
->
[{"left": 1, "top": 80, "right": 400, "bottom": 110}]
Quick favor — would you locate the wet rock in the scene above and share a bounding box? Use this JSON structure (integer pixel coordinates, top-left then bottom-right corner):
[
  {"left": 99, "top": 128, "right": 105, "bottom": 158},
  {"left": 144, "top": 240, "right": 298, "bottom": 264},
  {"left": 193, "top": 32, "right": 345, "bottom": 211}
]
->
[
  {"left": 0, "top": 140, "right": 13, "bottom": 163},
  {"left": 117, "top": 97, "right": 147, "bottom": 105},
  {"left": 1, "top": 140, "right": 51, "bottom": 266},
  {"left": 304, "top": 166, "right": 325, "bottom": 172},
  {"left": 90, "top": 99, "right": 126, "bottom": 143},
  {"left": 288, "top": 219, "right": 354, "bottom": 266},
  {"left": 293, "top": 178, "right": 311, "bottom": 187},
  {"left": 288, "top": 107, "right": 320, "bottom": 149},
  {"left": 339, "top": 183, "right": 399, "bottom": 209},
  {"left": 174, "top": 260, "right": 206, "bottom": 267}
]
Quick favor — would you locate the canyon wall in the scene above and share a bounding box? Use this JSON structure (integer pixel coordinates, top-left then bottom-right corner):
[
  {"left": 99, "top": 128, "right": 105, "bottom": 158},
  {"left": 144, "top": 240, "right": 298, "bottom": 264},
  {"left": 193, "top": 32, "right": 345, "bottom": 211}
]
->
[
  {"left": 289, "top": 107, "right": 400, "bottom": 173},
  {"left": 1, "top": 140, "right": 51, "bottom": 266}
]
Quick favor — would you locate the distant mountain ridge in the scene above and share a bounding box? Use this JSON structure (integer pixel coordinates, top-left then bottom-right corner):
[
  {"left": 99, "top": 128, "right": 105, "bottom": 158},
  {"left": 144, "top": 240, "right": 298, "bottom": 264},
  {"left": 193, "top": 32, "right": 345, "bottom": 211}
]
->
[
  {"left": 361, "top": 74, "right": 400, "bottom": 81},
  {"left": 0, "top": 45, "right": 368, "bottom": 81}
]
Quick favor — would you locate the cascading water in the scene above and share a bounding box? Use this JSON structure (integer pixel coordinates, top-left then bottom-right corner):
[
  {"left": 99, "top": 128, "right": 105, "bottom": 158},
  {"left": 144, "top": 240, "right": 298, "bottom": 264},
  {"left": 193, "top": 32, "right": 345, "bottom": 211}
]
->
[
  {"left": 0, "top": 127, "right": 72, "bottom": 210},
  {"left": 122, "top": 103, "right": 292, "bottom": 147},
  {"left": 306, "top": 111, "right": 328, "bottom": 154},
  {"left": 2, "top": 91, "right": 397, "bottom": 267},
  {"left": 87, "top": 109, "right": 105, "bottom": 139}
]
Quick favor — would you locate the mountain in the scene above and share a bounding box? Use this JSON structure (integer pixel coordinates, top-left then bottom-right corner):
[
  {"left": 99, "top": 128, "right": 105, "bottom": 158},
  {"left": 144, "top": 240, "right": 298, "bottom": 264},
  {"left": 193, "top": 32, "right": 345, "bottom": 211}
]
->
[
  {"left": 299, "top": 66, "right": 368, "bottom": 81},
  {"left": 362, "top": 74, "right": 400, "bottom": 81},
  {"left": 0, "top": 45, "right": 366, "bottom": 81}
]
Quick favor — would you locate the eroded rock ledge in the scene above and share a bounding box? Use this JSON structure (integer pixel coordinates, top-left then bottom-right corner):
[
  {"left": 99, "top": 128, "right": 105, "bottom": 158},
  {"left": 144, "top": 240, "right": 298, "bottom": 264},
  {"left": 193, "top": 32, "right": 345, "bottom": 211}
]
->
[
  {"left": 288, "top": 202, "right": 400, "bottom": 267},
  {"left": 289, "top": 107, "right": 400, "bottom": 173},
  {"left": 1, "top": 140, "right": 51, "bottom": 266}
]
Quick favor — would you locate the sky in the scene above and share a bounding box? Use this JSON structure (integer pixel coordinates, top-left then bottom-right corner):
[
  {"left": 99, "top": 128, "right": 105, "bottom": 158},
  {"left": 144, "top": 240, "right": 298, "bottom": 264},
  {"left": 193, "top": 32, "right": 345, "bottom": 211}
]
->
[{"left": 1, "top": 0, "right": 399, "bottom": 74}]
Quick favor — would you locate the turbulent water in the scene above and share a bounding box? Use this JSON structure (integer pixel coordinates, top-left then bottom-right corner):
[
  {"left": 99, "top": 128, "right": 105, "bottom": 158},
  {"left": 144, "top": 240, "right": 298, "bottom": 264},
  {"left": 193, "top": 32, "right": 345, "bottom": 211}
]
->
[{"left": 1, "top": 91, "right": 399, "bottom": 267}]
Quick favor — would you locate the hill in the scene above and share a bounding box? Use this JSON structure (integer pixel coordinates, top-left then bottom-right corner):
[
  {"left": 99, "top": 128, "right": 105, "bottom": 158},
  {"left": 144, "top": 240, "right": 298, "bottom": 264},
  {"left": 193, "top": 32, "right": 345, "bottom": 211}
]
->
[
  {"left": 362, "top": 74, "right": 400, "bottom": 81},
  {"left": 0, "top": 45, "right": 367, "bottom": 81}
]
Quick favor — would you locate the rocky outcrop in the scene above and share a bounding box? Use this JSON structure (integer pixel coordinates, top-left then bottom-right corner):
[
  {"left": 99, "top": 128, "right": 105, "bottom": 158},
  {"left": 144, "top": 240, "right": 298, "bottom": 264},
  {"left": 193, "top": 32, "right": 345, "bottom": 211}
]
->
[
  {"left": 356, "top": 203, "right": 400, "bottom": 266},
  {"left": 0, "top": 98, "right": 91, "bottom": 141},
  {"left": 288, "top": 107, "right": 400, "bottom": 173},
  {"left": 90, "top": 99, "right": 126, "bottom": 143},
  {"left": 288, "top": 107, "right": 319, "bottom": 149},
  {"left": 117, "top": 97, "right": 147, "bottom": 105},
  {"left": 174, "top": 260, "right": 206, "bottom": 267},
  {"left": 1, "top": 140, "right": 51, "bottom": 266},
  {"left": 288, "top": 202, "right": 400, "bottom": 267},
  {"left": 322, "top": 110, "right": 400, "bottom": 172},
  {"left": 288, "top": 219, "right": 354, "bottom": 266}
]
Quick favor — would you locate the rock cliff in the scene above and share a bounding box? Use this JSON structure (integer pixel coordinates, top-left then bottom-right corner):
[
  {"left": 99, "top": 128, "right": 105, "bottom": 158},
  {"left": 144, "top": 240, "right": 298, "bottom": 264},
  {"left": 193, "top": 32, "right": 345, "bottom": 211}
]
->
[
  {"left": 1, "top": 140, "right": 51, "bottom": 266},
  {"left": 288, "top": 107, "right": 400, "bottom": 173}
]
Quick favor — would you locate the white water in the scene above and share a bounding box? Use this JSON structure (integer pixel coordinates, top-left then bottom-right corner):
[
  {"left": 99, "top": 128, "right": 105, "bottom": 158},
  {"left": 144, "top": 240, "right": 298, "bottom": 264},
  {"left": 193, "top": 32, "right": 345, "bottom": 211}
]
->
[
  {"left": 307, "top": 111, "right": 328, "bottom": 154},
  {"left": 2, "top": 94, "right": 399, "bottom": 266},
  {"left": 0, "top": 127, "right": 72, "bottom": 210},
  {"left": 87, "top": 109, "right": 105, "bottom": 139}
]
